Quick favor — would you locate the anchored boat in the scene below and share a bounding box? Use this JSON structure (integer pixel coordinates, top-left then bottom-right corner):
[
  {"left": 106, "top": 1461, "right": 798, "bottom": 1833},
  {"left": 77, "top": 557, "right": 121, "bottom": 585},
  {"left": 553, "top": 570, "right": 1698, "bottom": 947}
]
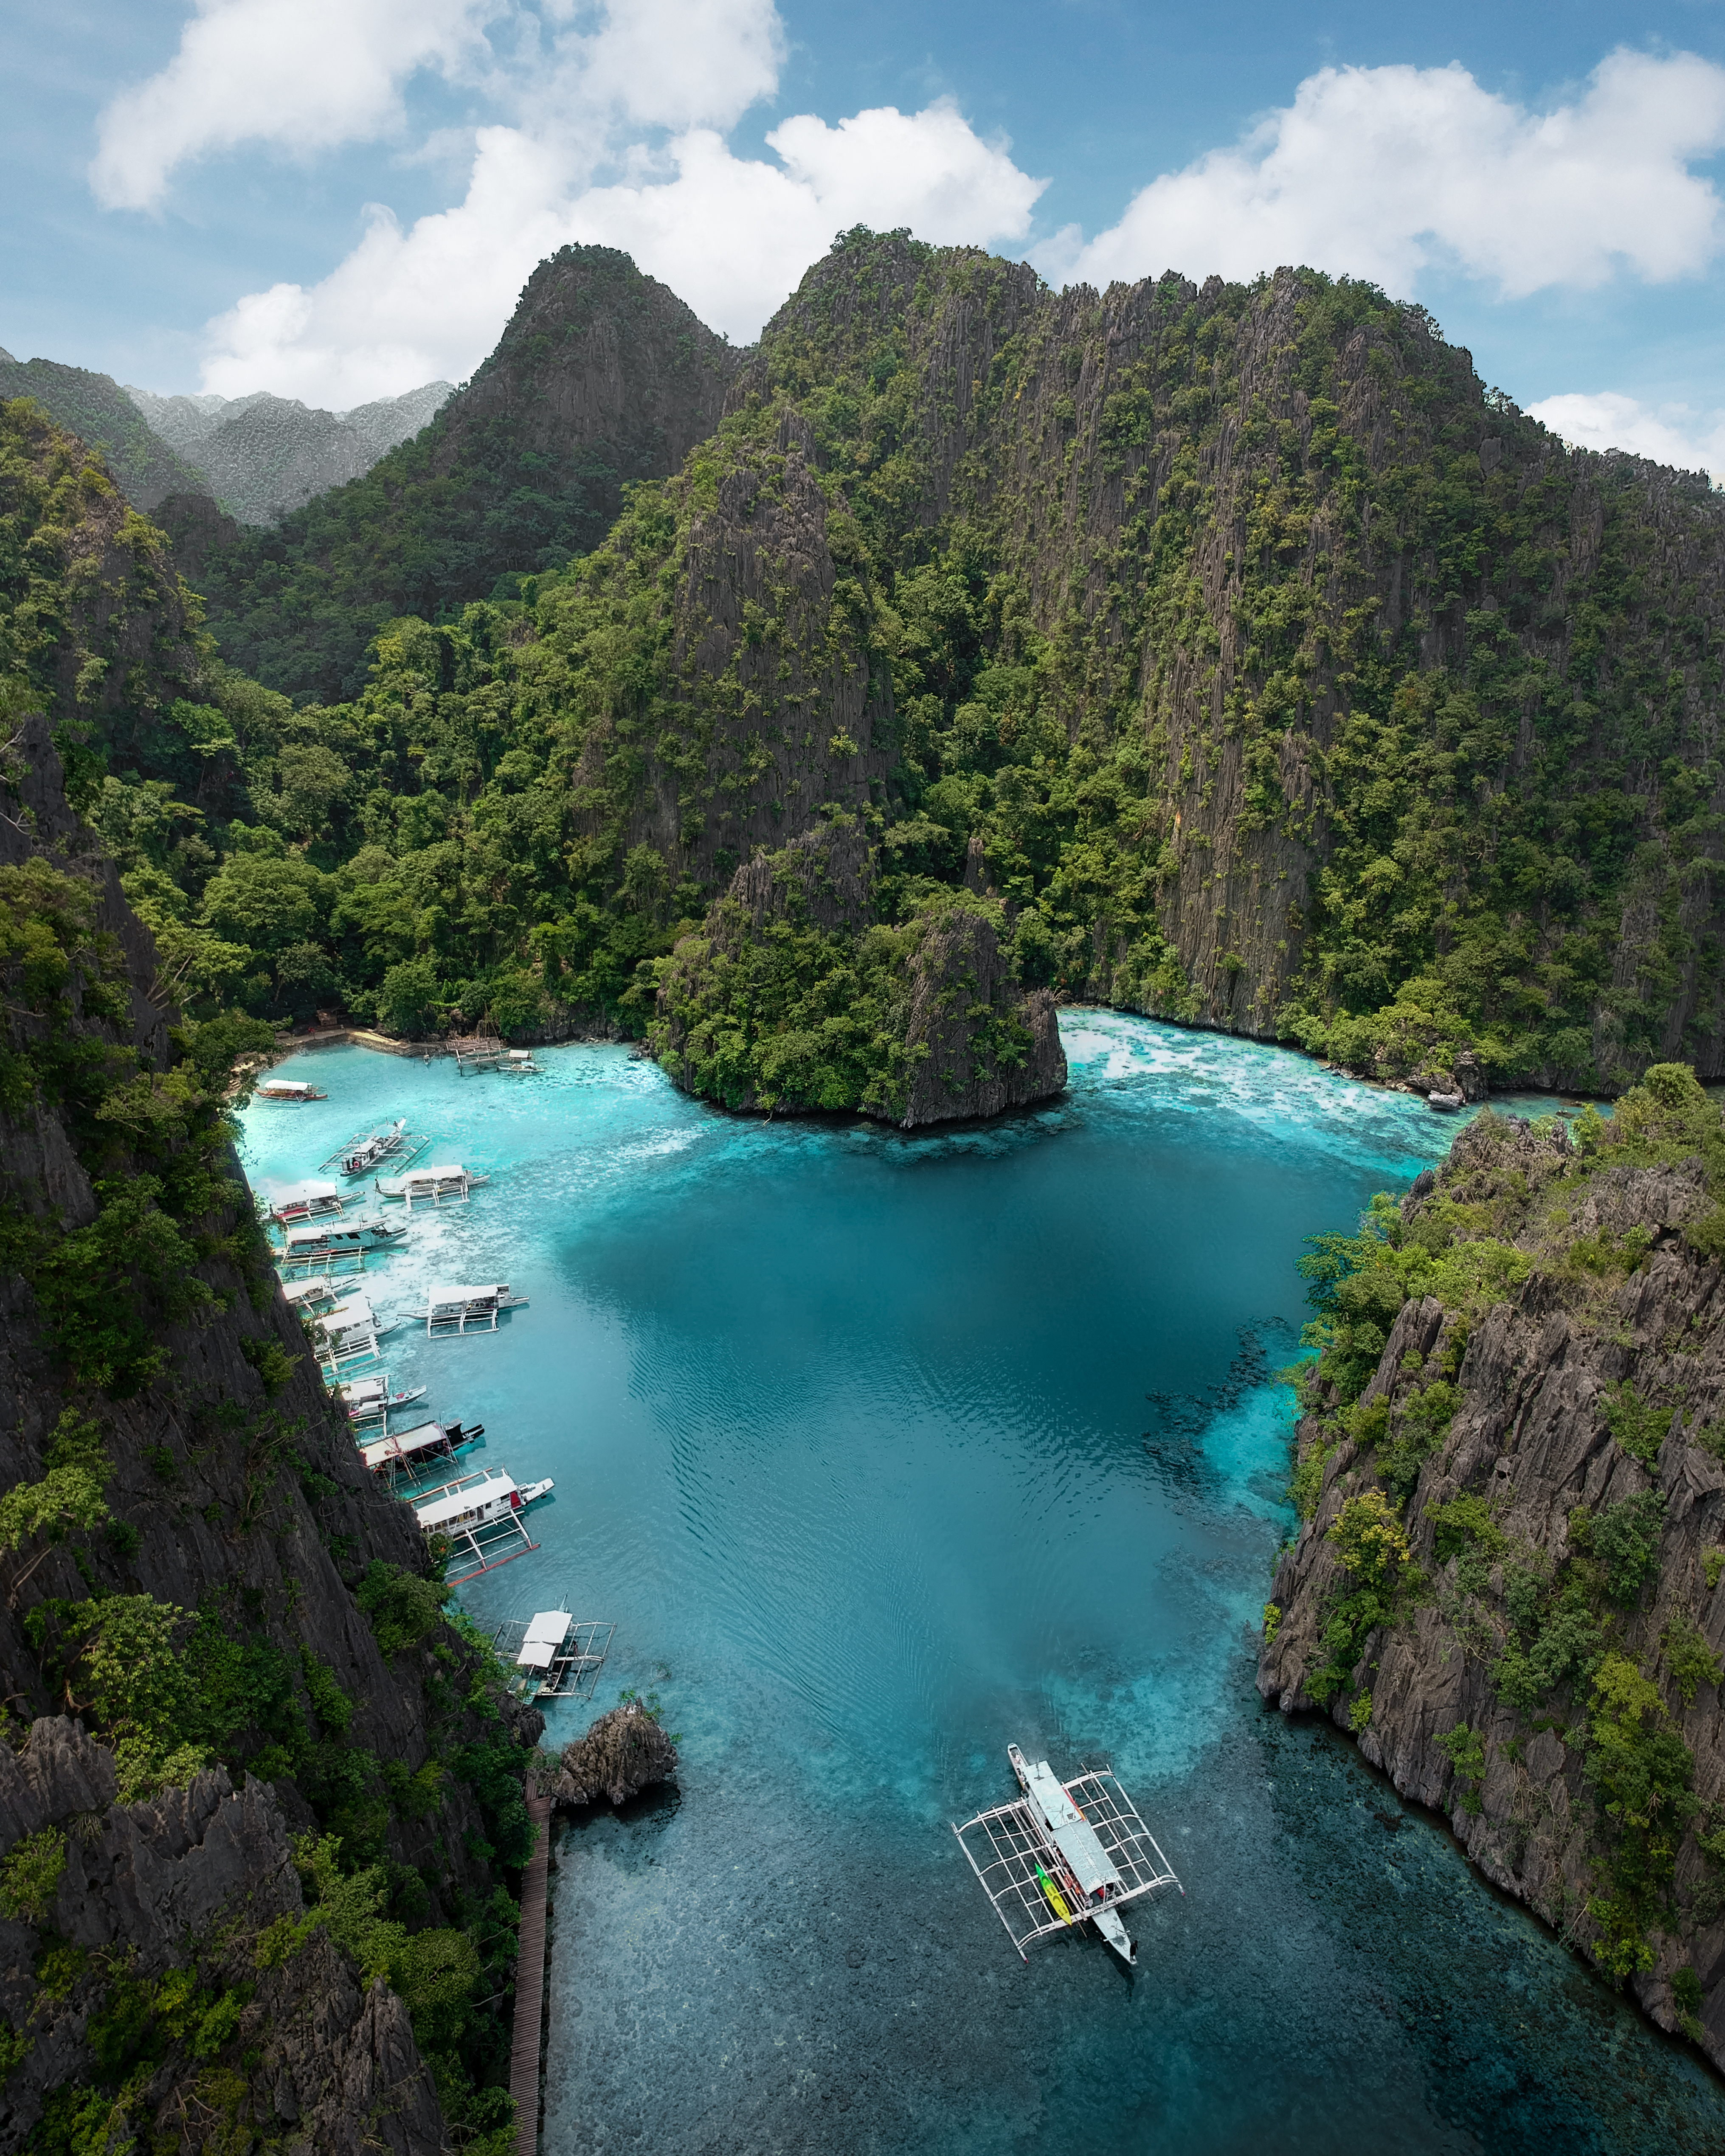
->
[
  {"left": 358, "top": 1417, "right": 483, "bottom": 1485},
  {"left": 491, "top": 1604, "right": 615, "bottom": 1701},
  {"left": 953, "top": 1745, "right": 1183, "bottom": 1965},
  {"left": 411, "top": 1282, "right": 527, "bottom": 1336},
  {"left": 323, "top": 1117, "right": 428, "bottom": 1179},
  {"left": 375, "top": 1162, "right": 489, "bottom": 1209},
  {"left": 256, "top": 1077, "right": 327, "bottom": 1102},
  {"left": 268, "top": 1178, "right": 346, "bottom": 1226},
  {"left": 412, "top": 1466, "right": 539, "bottom": 1579}
]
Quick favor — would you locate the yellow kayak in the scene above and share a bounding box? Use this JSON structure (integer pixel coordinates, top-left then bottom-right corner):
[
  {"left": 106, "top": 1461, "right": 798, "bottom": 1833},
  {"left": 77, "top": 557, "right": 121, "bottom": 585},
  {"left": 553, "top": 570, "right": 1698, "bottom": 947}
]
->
[{"left": 1035, "top": 1864, "right": 1072, "bottom": 1923}]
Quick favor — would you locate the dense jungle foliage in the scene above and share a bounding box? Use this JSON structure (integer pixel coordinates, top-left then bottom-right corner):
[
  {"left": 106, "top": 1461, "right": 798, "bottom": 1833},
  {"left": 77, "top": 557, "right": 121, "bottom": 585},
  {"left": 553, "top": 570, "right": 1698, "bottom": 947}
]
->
[
  {"left": 9, "top": 229, "right": 1725, "bottom": 1121},
  {"left": 1288, "top": 1065, "right": 1725, "bottom": 1993},
  {"left": 0, "top": 835, "right": 530, "bottom": 2138}
]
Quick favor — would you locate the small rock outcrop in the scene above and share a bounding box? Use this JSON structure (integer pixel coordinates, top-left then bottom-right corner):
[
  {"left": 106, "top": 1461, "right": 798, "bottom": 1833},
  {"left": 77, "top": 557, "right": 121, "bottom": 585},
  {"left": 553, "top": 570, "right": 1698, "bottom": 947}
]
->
[{"left": 551, "top": 1703, "right": 679, "bottom": 1809}]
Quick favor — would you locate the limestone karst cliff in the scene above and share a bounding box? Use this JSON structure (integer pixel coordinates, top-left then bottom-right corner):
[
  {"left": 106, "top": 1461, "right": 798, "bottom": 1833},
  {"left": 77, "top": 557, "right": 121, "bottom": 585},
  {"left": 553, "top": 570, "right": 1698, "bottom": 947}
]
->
[
  {"left": 1259, "top": 1077, "right": 1725, "bottom": 2069},
  {"left": 0, "top": 713, "right": 537, "bottom": 2146}
]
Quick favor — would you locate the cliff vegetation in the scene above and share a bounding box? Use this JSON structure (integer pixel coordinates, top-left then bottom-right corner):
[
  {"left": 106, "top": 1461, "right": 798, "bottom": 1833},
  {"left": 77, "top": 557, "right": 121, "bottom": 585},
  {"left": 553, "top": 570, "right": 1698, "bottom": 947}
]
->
[{"left": 1261, "top": 1066, "right": 1725, "bottom": 2067}]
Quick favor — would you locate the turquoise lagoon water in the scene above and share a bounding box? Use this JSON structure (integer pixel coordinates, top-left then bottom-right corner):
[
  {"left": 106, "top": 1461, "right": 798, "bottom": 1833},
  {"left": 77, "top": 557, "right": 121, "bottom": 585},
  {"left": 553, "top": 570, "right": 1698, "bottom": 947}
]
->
[{"left": 236, "top": 1014, "right": 1724, "bottom": 2156}]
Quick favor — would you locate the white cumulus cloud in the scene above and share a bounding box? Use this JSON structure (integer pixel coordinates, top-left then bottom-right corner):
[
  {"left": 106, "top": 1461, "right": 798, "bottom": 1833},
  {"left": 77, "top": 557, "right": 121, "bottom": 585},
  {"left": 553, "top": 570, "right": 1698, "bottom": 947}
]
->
[
  {"left": 100, "top": 0, "right": 1041, "bottom": 404},
  {"left": 1528, "top": 391, "right": 1725, "bottom": 485},
  {"left": 198, "top": 104, "right": 1044, "bottom": 404},
  {"left": 1046, "top": 49, "right": 1725, "bottom": 298},
  {"left": 90, "top": 0, "right": 501, "bottom": 212}
]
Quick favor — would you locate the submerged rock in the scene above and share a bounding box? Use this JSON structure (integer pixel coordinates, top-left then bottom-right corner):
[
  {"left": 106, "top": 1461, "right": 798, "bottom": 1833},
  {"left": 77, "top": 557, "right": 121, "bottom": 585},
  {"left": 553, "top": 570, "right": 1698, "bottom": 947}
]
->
[{"left": 554, "top": 1701, "right": 679, "bottom": 1808}]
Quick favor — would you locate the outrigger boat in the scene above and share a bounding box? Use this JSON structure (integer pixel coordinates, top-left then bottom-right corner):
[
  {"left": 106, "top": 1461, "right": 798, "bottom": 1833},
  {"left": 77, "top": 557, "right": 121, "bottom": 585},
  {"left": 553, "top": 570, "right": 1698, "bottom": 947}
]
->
[
  {"left": 358, "top": 1417, "right": 483, "bottom": 1484},
  {"left": 953, "top": 1746, "right": 1182, "bottom": 1966},
  {"left": 411, "top": 1282, "right": 526, "bottom": 1335},
  {"left": 498, "top": 1049, "right": 541, "bottom": 1075},
  {"left": 490, "top": 1604, "right": 616, "bottom": 1702},
  {"left": 338, "top": 1374, "right": 428, "bottom": 1420},
  {"left": 412, "top": 1467, "right": 539, "bottom": 1580},
  {"left": 375, "top": 1163, "right": 489, "bottom": 1209},
  {"left": 267, "top": 1178, "right": 346, "bottom": 1226},
  {"left": 324, "top": 1118, "right": 427, "bottom": 1179},
  {"left": 256, "top": 1077, "right": 327, "bottom": 1102},
  {"left": 281, "top": 1218, "right": 407, "bottom": 1264}
]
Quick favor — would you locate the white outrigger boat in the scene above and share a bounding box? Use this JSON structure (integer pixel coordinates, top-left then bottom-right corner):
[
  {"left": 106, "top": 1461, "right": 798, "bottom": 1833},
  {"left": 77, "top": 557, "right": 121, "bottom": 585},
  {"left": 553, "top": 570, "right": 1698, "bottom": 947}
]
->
[
  {"left": 490, "top": 1604, "right": 615, "bottom": 1701},
  {"left": 267, "top": 1178, "right": 346, "bottom": 1227},
  {"left": 278, "top": 1218, "right": 407, "bottom": 1273},
  {"left": 337, "top": 1372, "right": 428, "bottom": 1430},
  {"left": 953, "top": 1746, "right": 1182, "bottom": 1966},
  {"left": 375, "top": 1163, "right": 489, "bottom": 1209},
  {"left": 310, "top": 1292, "right": 395, "bottom": 1373},
  {"left": 411, "top": 1282, "right": 526, "bottom": 1336},
  {"left": 324, "top": 1117, "right": 428, "bottom": 1179},
  {"left": 256, "top": 1076, "right": 327, "bottom": 1102},
  {"left": 411, "top": 1466, "right": 543, "bottom": 1580}
]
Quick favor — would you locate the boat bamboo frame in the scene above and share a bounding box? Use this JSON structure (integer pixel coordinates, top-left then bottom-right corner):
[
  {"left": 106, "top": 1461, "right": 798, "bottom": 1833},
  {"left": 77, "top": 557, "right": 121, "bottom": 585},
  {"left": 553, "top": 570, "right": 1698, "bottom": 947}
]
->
[{"left": 953, "top": 1765, "right": 1182, "bottom": 1961}]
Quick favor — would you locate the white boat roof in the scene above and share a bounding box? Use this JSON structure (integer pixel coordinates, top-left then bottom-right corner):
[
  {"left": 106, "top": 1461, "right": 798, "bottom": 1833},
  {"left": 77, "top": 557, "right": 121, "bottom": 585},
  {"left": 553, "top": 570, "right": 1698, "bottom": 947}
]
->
[
  {"left": 286, "top": 1221, "right": 360, "bottom": 1247},
  {"left": 1021, "top": 1757, "right": 1122, "bottom": 1900},
  {"left": 273, "top": 1178, "right": 340, "bottom": 1206},
  {"left": 516, "top": 1609, "right": 573, "bottom": 1669},
  {"left": 427, "top": 1282, "right": 507, "bottom": 1305},
  {"left": 283, "top": 1279, "right": 337, "bottom": 1306},
  {"left": 414, "top": 1470, "right": 517, "bottom": 1528},
  {"left": 339, "top": 1375, "right": 386, "bottom": 1402},
  {"left": 259, "top": 1078, "right": 319, "bottom": 1094},
  {"left": 321, "top": 1295, "right": 377, "bottom": 1329},
  {"left": 359, "top": 1422, "right": 449, "bottom": 1468}
]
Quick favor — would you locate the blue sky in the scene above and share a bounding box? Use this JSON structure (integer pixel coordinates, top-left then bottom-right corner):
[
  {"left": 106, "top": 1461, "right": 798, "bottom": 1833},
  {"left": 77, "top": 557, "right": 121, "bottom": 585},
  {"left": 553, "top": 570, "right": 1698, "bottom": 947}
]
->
[{"left": 4, "top": 1, "right": 1724, "bottom": 473}]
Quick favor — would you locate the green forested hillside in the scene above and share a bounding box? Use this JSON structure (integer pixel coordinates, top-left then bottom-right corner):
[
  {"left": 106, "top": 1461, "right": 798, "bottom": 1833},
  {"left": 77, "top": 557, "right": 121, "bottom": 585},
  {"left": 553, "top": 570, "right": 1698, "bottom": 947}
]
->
[
  {"left": 11, "top": 230, "right": 1725, "bottom": 1116},
  {"left": 181, "top": 245, "right": 737, "bottom": 705}
]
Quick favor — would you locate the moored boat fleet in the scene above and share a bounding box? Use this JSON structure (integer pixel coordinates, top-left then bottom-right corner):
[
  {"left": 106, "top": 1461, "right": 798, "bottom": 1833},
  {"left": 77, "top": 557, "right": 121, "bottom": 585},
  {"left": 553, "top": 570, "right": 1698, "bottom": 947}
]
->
[{"left": 254, "top": 1077, "right": 556, "bottom": 1588}]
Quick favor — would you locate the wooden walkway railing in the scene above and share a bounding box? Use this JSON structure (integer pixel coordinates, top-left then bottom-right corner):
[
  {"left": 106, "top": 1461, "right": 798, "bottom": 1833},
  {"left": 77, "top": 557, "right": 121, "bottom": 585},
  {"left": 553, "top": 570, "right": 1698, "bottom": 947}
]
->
[{"left": 510, "top": 1794, "right": 555, "bottom": 2156}]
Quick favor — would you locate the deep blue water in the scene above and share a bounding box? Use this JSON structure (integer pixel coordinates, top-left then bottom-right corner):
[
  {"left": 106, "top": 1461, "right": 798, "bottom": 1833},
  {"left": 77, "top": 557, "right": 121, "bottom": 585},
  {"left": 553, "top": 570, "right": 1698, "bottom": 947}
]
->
[{"left": 238, "top": 1014, "right": 1725, "bottom": 2156}]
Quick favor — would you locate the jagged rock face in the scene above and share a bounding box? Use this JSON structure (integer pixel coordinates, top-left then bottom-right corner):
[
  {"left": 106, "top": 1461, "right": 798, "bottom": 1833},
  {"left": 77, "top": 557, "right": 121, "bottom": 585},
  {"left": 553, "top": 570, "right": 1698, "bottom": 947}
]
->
[
  {"left": 0, "top": 1721, "right": 441, "bottom": 2154},
  {"left": 754, "top": 241, "right": 1725, "bottom": 1079},
  {"left": 552, "top": 1702, "right": 678, "bottom": 1809},
  {"left": 452, "top": 244, "right": 733, "bottom": 489},
  {"left": 0, "top": 718, "right": 535, "bottom": 2140},
  {"left": 894, "top": 906, "right": 1067, "bottom": 1128},
  {"left": 0, "top": 403, "right": 211, "bottom": 793},
  {"left": 1259, "top": 1115, "right": 1725, "bottom": 2068}
]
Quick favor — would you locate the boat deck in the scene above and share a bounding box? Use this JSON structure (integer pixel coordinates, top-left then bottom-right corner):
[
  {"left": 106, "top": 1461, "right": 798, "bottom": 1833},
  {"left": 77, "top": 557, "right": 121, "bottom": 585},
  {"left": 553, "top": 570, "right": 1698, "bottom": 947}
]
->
[{"left": 953, "top": 1764, "right": 1181, "bottom": 1960}]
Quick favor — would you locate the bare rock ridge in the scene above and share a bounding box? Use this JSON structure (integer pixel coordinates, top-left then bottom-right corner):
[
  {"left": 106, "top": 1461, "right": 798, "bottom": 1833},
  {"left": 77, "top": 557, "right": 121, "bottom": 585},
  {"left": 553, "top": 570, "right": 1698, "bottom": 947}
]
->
[
  {"left": 1259, "top": 1098, "right": 1725, "bottom": 2069},
  {"left": 0, "top": 1723, "right": 441, "bottom": 2153},
  {"left": 128, "top": 379, "right": 453, "bottom": 526}
]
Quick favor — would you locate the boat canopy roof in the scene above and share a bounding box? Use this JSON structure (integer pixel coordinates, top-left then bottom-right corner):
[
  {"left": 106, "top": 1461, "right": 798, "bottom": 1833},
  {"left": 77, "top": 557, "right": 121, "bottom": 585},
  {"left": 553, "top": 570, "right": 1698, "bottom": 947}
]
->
[
  {"left": 515, "top": 1610, "right": 573, "bottom": 1670},
  {"left": 427, "top": 1282, "right": 507, "bottom": 1306},
  {"left": 259, "top": 1078, "right": 320, "bottom": 1096},
  {"left": 286, "top": 1221, "right": 361, "bottom": 1248},
  {"left": 414, "top": 1470, "right": 517, "bottom": 1528},
  {"left": 321, "top": 1294, "right": 377, "bottom": 1329},
  {"left": 359, "top": 1422, "right": 450, "bottom": 1469},
  {"left": 273, "top": 1178, "right": 339, "bottom": 1207}
]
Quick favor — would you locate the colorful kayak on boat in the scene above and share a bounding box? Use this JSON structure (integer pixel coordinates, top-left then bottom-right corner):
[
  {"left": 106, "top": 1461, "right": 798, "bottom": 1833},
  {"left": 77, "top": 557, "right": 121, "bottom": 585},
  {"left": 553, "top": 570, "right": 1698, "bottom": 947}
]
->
[{"left": 1035, "top": 1864, "right": 1072, "bottom": 1923}]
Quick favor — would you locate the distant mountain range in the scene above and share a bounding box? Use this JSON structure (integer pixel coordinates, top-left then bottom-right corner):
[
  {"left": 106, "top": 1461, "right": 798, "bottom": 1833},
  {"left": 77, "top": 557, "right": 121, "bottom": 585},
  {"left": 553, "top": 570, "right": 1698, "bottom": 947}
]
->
[
  {"left": 127, "top": 379, "right": 451, "bottom": 525},
  {"left": 0, "top": 344, "right": 448, "bottom": 525}
]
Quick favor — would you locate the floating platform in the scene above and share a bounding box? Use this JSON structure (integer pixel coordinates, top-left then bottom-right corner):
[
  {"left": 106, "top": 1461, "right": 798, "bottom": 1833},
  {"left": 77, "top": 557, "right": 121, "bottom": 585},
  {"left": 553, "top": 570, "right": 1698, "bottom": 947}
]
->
[
  {"left": 413, "top": 1466, "right": 539, "bottom": 1581},
  {"left": 491, "top": 1606, "right": 616, "bottom": 1701},
  {"left": 450, "top": 1036, "right": 507, "bottom": 1075},
  {"left": 953, "top": 1746, "right": 1182, "bottom": 1965},
  {"left": 375, "top": 1163, "right": 490, "bottom": 1209}
]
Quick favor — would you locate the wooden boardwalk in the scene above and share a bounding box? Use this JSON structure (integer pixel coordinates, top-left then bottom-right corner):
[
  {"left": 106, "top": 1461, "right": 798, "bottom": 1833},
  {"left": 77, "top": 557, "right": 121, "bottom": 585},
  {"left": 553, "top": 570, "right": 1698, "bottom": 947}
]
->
[{"left": 511, "top": 1794, "right": 555, "bottom": 2156}]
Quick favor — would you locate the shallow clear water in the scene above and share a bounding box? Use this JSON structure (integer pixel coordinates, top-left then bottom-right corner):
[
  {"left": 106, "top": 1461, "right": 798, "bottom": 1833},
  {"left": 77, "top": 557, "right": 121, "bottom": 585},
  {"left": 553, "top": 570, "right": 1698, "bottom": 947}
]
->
[{"left": 238, "top": 1014, "right": 1723, "bottom": 2155}]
